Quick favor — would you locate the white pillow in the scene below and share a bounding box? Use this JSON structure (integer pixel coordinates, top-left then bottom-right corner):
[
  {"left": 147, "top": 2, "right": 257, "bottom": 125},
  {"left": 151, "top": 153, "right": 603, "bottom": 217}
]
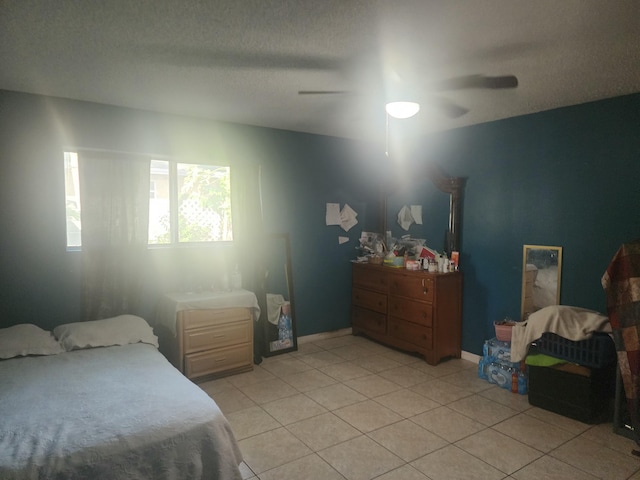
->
[
  {"left": 54, "top": 315, "right": 159, "bottom": 351},
  {"left": 0, "top": 324, "right": 65, "bottom": 359}
]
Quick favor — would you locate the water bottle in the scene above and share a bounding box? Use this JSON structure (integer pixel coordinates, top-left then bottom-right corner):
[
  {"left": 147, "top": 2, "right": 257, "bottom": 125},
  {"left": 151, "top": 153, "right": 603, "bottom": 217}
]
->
[
  {"left": 278, "top": 303, "right": 292, "bottom": 342},
  {"left": 518, "top": 371, "right": 528, "bottom": 395}
]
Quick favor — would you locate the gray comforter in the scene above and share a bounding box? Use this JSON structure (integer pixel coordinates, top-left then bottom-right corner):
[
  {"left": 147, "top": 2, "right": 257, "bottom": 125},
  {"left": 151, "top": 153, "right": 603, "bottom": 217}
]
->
[{"left": 0, "top": 344, "right": 243, "bottom": 479}]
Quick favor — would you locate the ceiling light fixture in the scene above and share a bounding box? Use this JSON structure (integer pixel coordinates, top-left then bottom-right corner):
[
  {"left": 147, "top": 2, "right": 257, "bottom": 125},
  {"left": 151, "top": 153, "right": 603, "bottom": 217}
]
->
[{"left": 385, "top": 101, "right": 420, "bottom": 119}]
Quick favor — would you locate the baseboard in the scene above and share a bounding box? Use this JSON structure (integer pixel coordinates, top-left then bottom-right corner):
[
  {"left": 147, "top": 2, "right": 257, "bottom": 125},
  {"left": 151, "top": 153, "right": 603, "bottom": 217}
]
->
[
  {"left": 299, "top": 329, "right": 481, "bottom": 365},
  {"left": 298, "top": 328, "right": 352, "bottom": 344},
  {"left": 461, "top": 350, "right": 480, "bottom": 364}
]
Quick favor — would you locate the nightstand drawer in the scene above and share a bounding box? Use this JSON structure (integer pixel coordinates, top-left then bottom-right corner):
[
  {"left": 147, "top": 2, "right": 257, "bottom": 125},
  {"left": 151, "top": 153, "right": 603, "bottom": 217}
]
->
[
  {"left": 388, "top": 296, "right": 433, "bottom": 326},
  {"left": 181, "top": 307, "right": 251, "bottom": 330},
  {"left": 184, "top": 343, "right": 253, "bottom": 378},
  {"left": 352, "top": 287, "right": 387, "bottom": 314},
  {"left": 184, "top": 320, "right": 252, "bottom": 354}
]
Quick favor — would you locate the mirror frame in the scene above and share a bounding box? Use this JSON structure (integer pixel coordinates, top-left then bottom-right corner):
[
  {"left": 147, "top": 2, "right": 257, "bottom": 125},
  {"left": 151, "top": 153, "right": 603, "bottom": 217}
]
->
[{"left": 521, "top": 244, "right": 563, "bottom": 320}]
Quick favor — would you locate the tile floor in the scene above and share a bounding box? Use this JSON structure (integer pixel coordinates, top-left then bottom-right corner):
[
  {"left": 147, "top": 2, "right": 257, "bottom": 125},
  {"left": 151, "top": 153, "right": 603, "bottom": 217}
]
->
[{"left": 197, "top": 334, "right": 640, "bottom": 480}]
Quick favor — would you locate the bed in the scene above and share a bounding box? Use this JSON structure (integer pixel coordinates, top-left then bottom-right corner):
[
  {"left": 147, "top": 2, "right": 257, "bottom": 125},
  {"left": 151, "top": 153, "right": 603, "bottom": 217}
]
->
[{"left": 0, "top": 316, "right": 243, "bottom": 480}]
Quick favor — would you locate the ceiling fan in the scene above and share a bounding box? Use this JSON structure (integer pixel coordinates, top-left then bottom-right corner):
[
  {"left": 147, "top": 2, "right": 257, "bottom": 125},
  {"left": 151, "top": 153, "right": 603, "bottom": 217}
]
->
[{"left": 298, "top": 74, "right": 519, "bottom": 119}]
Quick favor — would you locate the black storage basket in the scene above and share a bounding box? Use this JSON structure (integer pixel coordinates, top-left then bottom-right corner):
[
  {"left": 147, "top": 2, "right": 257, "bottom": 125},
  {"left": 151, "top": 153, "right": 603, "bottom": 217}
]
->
[{"left": 534, "top": 332, "right": 616, "bottom": 368}]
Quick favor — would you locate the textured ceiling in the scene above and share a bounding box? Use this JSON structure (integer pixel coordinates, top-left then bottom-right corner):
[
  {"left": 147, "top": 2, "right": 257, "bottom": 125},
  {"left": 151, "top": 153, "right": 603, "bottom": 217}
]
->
[{"left": 1, "top": 1, "right": 639, "bottom": 140}]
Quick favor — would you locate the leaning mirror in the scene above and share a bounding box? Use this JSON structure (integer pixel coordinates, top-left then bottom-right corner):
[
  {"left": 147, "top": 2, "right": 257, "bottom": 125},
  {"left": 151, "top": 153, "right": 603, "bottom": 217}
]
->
[
  {"left": 521, "top": 245, "right": 563, "bottom": 320},
  {"left": 261, "top": 233, "right": 298, "bottom": 357}
]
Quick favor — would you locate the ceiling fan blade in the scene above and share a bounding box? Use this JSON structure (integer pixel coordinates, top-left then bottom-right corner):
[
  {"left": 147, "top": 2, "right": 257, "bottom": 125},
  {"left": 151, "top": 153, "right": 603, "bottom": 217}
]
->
[
  {"left": 428, "top": 96, "right": 470, "bottom": 118},
  {"left": 431, "top": 74, "right": 518, "bottom": 91},
  {"left": 298, "top": 90, "right": 352, "bottom": 95}
]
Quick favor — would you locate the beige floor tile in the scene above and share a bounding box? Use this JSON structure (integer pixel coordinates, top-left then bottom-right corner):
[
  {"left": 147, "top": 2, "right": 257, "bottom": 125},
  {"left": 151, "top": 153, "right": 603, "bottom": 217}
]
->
[
  {"left": 318, "top": 435, "right": 404, "bottom": 480},
  {"left": 286, "top": 412, "right": 361, "bottom": 451},
  {"left": 493, "top": 413, "right": 576, "bottom": 452},
  {"left": 410, "top": 378, "right": 473, "bottom": 404},
  {"left": 344, "top": 374, "right": 403, "bottom": 398},
  {"left": 238, "top": 377, "right": 299, "bottom": 405},
  {"left": 312, "top": 336, "right": 355, "bottom": 350},
  {"left": 208, "top": 386, "right": 256, "bottom": 414},
  {"left": 374, "top": 388, "right": 440, "bottom": 418},
  {"left": 281, "top": 368, "right": 337, "bottom": 392},
  {"left": 258, "top": 453, "right": 346, "bottom": 480},
  {"left": 581, "top": 422, "right": 640, "bottom": 456},
  {"left": 524, "top": 407, "right": 592, "bottom": 435},
  {"left": 261, "top": 393, "right": 327, "bottom": 425},
  {"left": 411, "top": 359, "right": 470, "bottom": 377},
  {"left": 478, "top": 384, "right": 532, "bottom": 412},
  {"left": 378, "top": 365, "right": 434, "bottom": 387},
  {"left": 448, "top": 393, "right": 520, "bottom": 426},
  {"left": 550, "top": 436, "right": 640, "bottom": 480},
  {"left": 225, "top": 405, "right": 280, "bottom": 439},
  {"left": 510, "top": 455, "right": 600, "bottom": 480},
  {"left": 196, "top": 376, "right": 234, "bottom": 394},
  {"left": 368, "top": 419, "right": 448, "bottom": 461},
  {"left": 212, "top": 336, "right": 632, "bottom": 480},
  {"left": 238, "top": 461, "right": 256, "bottom": 480},
  {"left": 411, "top": 444, "right": 506, "bottom": 480},
  {"left": 329, "top": 345, "right": 376, "bottom": 361},
  {"left": 411, "top": 406, "right": 486, "bottom": 443},
  {"left": 320, "top": 362, "right": 372, "bottom": 382},
  {"left": 260, "top": 357, "right": 314, "bottom": 377},
  {"left": 455, "top": 428, "right": 543, "bottom": 475},
  {"left": 351, "top": 355, "right": 403, "bottom": 373},
  {"left": 380, "top": 349, "right": 422, "bottom": 365},
  {"left": 299, "top": 350, "right": 345, "bottom": 368},
  {"left": 238, "top": 427, "right": 312, "bottom": 474},
  {"left": 374, "top": 464, "right": 430, "bottom": 479},
  {"left": 334, "top": 399, "right": 404, "bottom": 433},
  {"left": 225, "top": 365, "right": 277, "bottom": 387},
  {"left": 290, "top": 342, "right": 324, "bottom": 355},
  {"left": 305, "top": 383, "right": 367, "bottom": 410},
  {"left": 359, "top": 341, "right": 400, "bottom": 355},
  {"left": 440, "top": 368, "right": 495, "bottom": 393}
]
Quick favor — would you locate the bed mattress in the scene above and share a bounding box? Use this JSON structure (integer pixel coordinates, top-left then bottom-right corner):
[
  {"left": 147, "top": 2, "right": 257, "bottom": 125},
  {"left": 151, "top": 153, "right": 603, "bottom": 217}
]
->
[{"left": 0, "top": 343, "right": 243, "bottom": 479}]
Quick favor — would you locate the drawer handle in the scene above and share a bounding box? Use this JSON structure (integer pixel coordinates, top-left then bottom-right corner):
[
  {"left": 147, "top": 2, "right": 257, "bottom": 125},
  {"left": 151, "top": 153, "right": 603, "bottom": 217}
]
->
[
  {"left": 214, "top": 357, "right": 227, "bottom": 363},
  {"left": 422, "top": 279, "right": 428, "bottom": 295},
  {"left": 213, "top": 334, "right": 226, "bottom": 339}
]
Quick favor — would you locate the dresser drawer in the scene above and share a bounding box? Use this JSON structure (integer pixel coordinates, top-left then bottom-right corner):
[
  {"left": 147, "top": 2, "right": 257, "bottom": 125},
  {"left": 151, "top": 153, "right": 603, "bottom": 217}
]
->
[
  {"left": 388, "top": 296, "right": 433, "bottom": 326},
  {"left": 352, "top": 305, "right": 386, "bottom": 334},
  {"left": 389, "top": 274, "right": 434, "bottom": 302},
  {"left": 388, "top": 318, "right": 433, "bottom": 349},
  {"left": 352, "top": 287, "right": 387, "bottom": 314},
  {"left": 353, "top": 265, "right": 388, "bottom": 292},
  {"left": 180, "top": 307, "right": 251, "bottom": 330},
  {"left": 184, "top": 342, "right": 253, "bottom": 378},
  {"left": 184, "top": 320, "right": 252, "bottom": 354}
]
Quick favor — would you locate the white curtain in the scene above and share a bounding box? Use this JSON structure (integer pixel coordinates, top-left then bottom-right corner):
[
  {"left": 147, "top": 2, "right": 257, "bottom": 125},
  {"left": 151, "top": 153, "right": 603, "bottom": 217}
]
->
[{"left": 79, "top": 150, "right": 150, "bottom": 321}]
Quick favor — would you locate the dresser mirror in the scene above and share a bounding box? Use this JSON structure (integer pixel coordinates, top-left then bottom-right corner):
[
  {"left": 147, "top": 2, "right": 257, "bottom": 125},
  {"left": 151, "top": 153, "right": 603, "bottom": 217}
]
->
[
  {"left": 521, "top": 245, "right": 563, "bottom": 320},
  {"left": 380, "top": 164, "right": 466, "bottom": 254}
]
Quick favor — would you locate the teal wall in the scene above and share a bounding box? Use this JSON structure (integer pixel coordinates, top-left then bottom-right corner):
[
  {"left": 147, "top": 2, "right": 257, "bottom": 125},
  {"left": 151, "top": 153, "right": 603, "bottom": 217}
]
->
[{"left": 1, "top": 89, "right": 639, "bottom": 355}]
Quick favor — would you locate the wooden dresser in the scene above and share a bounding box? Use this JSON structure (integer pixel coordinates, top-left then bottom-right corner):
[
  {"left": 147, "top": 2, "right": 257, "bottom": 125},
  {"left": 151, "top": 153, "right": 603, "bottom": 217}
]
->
[
  {"left": 176, "top": 307, "right": 253, "bottom": 380},
  {"left": 351, "top": 262, "right": 462, "bottom": 365}
]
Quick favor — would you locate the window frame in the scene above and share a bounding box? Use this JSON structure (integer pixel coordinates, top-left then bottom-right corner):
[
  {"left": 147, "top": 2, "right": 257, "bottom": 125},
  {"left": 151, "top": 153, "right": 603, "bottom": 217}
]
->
[{"left": 64, "top": 151, "right": 234, "bottom": 250}]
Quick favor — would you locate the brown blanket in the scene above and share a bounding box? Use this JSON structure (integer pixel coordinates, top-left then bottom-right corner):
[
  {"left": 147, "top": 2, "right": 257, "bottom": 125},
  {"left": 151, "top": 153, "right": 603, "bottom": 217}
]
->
[{"left": 602, "top": 239, "right": 640, "bottom": 449}]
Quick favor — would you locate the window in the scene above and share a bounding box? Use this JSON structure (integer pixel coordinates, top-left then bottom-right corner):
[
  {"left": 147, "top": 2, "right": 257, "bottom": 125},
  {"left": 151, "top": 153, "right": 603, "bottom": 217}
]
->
[{"left": 64, "top": 152, "right": 233, "bottom": 248}]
